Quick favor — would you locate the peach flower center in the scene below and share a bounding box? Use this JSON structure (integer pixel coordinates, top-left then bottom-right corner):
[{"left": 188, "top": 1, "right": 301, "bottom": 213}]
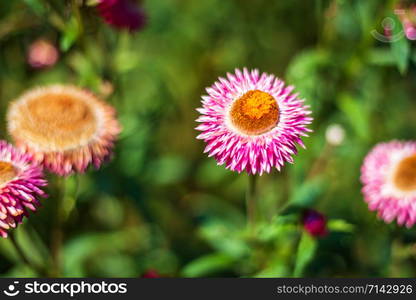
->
[
  {"left": 18, "top": 93, "right": 98, "bottom": 151},
  {"left": 229, "top": 90, "right": 279, "bottom": 135},
  {"left": 0, "top": 161, "right": 17, "bottom": 185},
  {"left": 394, "top": 154, "right": 416, "bottom": 191}
]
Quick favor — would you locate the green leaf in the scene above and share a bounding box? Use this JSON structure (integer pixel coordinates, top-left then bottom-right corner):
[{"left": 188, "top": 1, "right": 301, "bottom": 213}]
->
[
  {"left": 68, "top": 52, "right": 101, "bottom": 89},
  {"left": 338, "top": 93, "right": 369, "bottom": 140},
  {"left": 113, "top": 32, "right": 139, "bottom": 73},
  {"left": 23, "top": 0, "right": 46, "bottom": 15},
  {"left": 199, "top": 220, "right": 249, "bottom": 259},
  {"left": 285, "top": 49, "right": 331, "bottom": 105},
  {"left": 411, "top": 49, "right": 416, "bottom": 65},
  {"left": 390, "top": 14, "right": 410, "bottom": 74},
  {"left": 327, "top": 219, "right": 354, "bottom": 232},
  {"left": 60, "top": 17, "right": 81, "bottom": 52},
  {"left": 181, "top": 253, "right": 235, "bottom": 277},
  {"left": 0, "top": 226, "right": 47, "bottom": 273},
  {"left": 146, "top": 156, "right": 190, "bottom": 185},
  {"left": 289, "top": 178, "right": 324, "bottom": 207},
  {"left": 255, "top": 257, "right": 290, "bottom": 278},
  {"left": 257, "top": 222, "right": 298, "bottom": 243},
  {"left": 368, "top": 49, "right": 396, "bottom": 66},
  {"left": 196, "top": 159, "right": 232, "bottom": 188},
  {"left": 62, "top": 176, "right": 79, "bottom": 220},
  {"left": 2, "top": 265, "right": 36, "bottom": 277},
  {"left": 90, "top": 254, "right": 137, "bottom": 277},
  {"left": 293, "top": 232, "right": 317, "bottom": 277},
  {"left": 86, "top": 0, "right": 101, "bottom": 6},
  {"left": 63, "top": 228, "right": 141, "bottom": 277}
]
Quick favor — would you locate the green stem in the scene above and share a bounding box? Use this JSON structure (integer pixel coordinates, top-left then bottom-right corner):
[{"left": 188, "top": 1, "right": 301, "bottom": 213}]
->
[
  {"left": 306, "top": 143, "right": 331, "bottom": 180},
  {"left": 72, "top": 0, "right": 84, "bottom": 35},
  {"left": 50, "top": 177, "right": 66, "bottom": 277},
  {"left": 246, "top": 174, "right": 258, "bottom": 228}
]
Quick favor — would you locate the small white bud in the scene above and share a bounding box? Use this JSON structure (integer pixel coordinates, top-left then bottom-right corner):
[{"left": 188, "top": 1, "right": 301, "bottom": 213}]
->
[{"left": 325, "top": 124, "right": 345, "bottom": 146}]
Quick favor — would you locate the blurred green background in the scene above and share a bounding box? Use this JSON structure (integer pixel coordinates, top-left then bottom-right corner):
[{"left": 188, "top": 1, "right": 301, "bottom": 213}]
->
[{"left": 1, "top": 0, "right": 416, "bottom": 277}]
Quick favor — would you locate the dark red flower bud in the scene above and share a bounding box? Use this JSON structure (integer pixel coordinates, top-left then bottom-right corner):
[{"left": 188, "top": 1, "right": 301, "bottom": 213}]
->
[
  {"left": 302, "top": 209, "right": 328, "bottom": 237},
  {"left": 142, "top": 270, "right": 160, "bottom": 278},
  {"left": 97, "top": 0, "right": 146, "bottom": 32}
]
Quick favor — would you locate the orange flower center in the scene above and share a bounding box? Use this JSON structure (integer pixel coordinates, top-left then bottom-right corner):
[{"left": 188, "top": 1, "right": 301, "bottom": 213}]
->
[
  {"left": 394, "top": 154, "right": 416, "bottom": 191},
  {"left": 229, "top": 90, "right": 279, "bottom": 135},
  {"left": 17, "top": 93, "right": 98, "bottom": 151},
  {"left": 0, "top": 161, "right": 17, "bottom": 185}
]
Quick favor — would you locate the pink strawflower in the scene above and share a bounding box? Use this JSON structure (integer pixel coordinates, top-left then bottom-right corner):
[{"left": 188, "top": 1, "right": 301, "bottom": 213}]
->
[
  {"left": 0, "top": 141, "right": 47, "bottom": 238},
  {"left": 361, "top": 141, "right": 416, "bottom": 228},
  {"left": 27, "top": 39, "right": 59, "bottom": 69},
  {"left": 97, "top": 0, "right": 146, "bottom": 31},
  {"left": 196, "top": 68, "right": 312, "bottom": 175}
]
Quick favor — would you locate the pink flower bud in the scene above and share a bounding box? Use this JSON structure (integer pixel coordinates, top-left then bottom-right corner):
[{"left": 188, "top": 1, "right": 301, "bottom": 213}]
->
[{"left": 27, "top": 39, "right": 59, "bottom": 69}]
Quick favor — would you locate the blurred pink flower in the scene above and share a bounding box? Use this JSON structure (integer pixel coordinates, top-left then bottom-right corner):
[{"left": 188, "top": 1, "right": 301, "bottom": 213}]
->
[
  {"left": 302, "top": 209, "right": 328, "bottom": 237},
  {"left": 396, "top": 5, "right": 416, "bottom": 40},
  {"left": 196, "top": 68, "right": 312, "bottom": 175},
  {"left": 403, "top": 20, "right": 416, "bottom": 40},
  {"left": 361, "top": 141, "right": 416, "bottom": 228},
  {"left": 27, "top": 39, "right": 59, "bottom": 69},
  {"left": 7, "top": 85, "right": 121, "bottom": 176},
  {"left": 97, "top": 0, "right": 146, "bottom": 31}
]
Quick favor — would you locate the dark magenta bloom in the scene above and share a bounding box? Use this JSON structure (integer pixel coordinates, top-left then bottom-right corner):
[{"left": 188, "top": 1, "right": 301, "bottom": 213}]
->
[
  {"left": 97, "top": 0, "right": 146, "bottom": 31},
  {"left": 142, "top": 270, "right": 160, "bottom": 278},
  {"left": 302, "top": 209, "right": 328, "bottom": 237}
]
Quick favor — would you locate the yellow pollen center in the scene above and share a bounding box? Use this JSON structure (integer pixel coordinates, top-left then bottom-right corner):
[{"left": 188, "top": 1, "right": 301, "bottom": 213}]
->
[
  {"left": 393, "top": 154, "right": 416, "bottom": 191},
  {"left": 229, "top": 90, "right": 279, "bottom": 135},
  {"left": 0, "top": 161, "right": 17, "bottom": 185},
  {"left": 17, "top": 93, "right": 98, "bottom": 151}
]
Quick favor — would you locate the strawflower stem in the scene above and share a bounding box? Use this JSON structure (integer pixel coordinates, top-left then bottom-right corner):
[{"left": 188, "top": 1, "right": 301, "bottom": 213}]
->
[
  {"left": 246, "top": 174, "right": 258, "bottom": 228},
  {"left": 50, "top": 177, "right": 66, "bottom": 277}
]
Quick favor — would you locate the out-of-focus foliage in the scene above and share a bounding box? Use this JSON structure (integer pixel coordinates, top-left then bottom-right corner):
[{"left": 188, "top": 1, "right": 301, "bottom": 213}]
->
[{"left": 1, "top": 0, "right": 416, "bottom": 278}]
